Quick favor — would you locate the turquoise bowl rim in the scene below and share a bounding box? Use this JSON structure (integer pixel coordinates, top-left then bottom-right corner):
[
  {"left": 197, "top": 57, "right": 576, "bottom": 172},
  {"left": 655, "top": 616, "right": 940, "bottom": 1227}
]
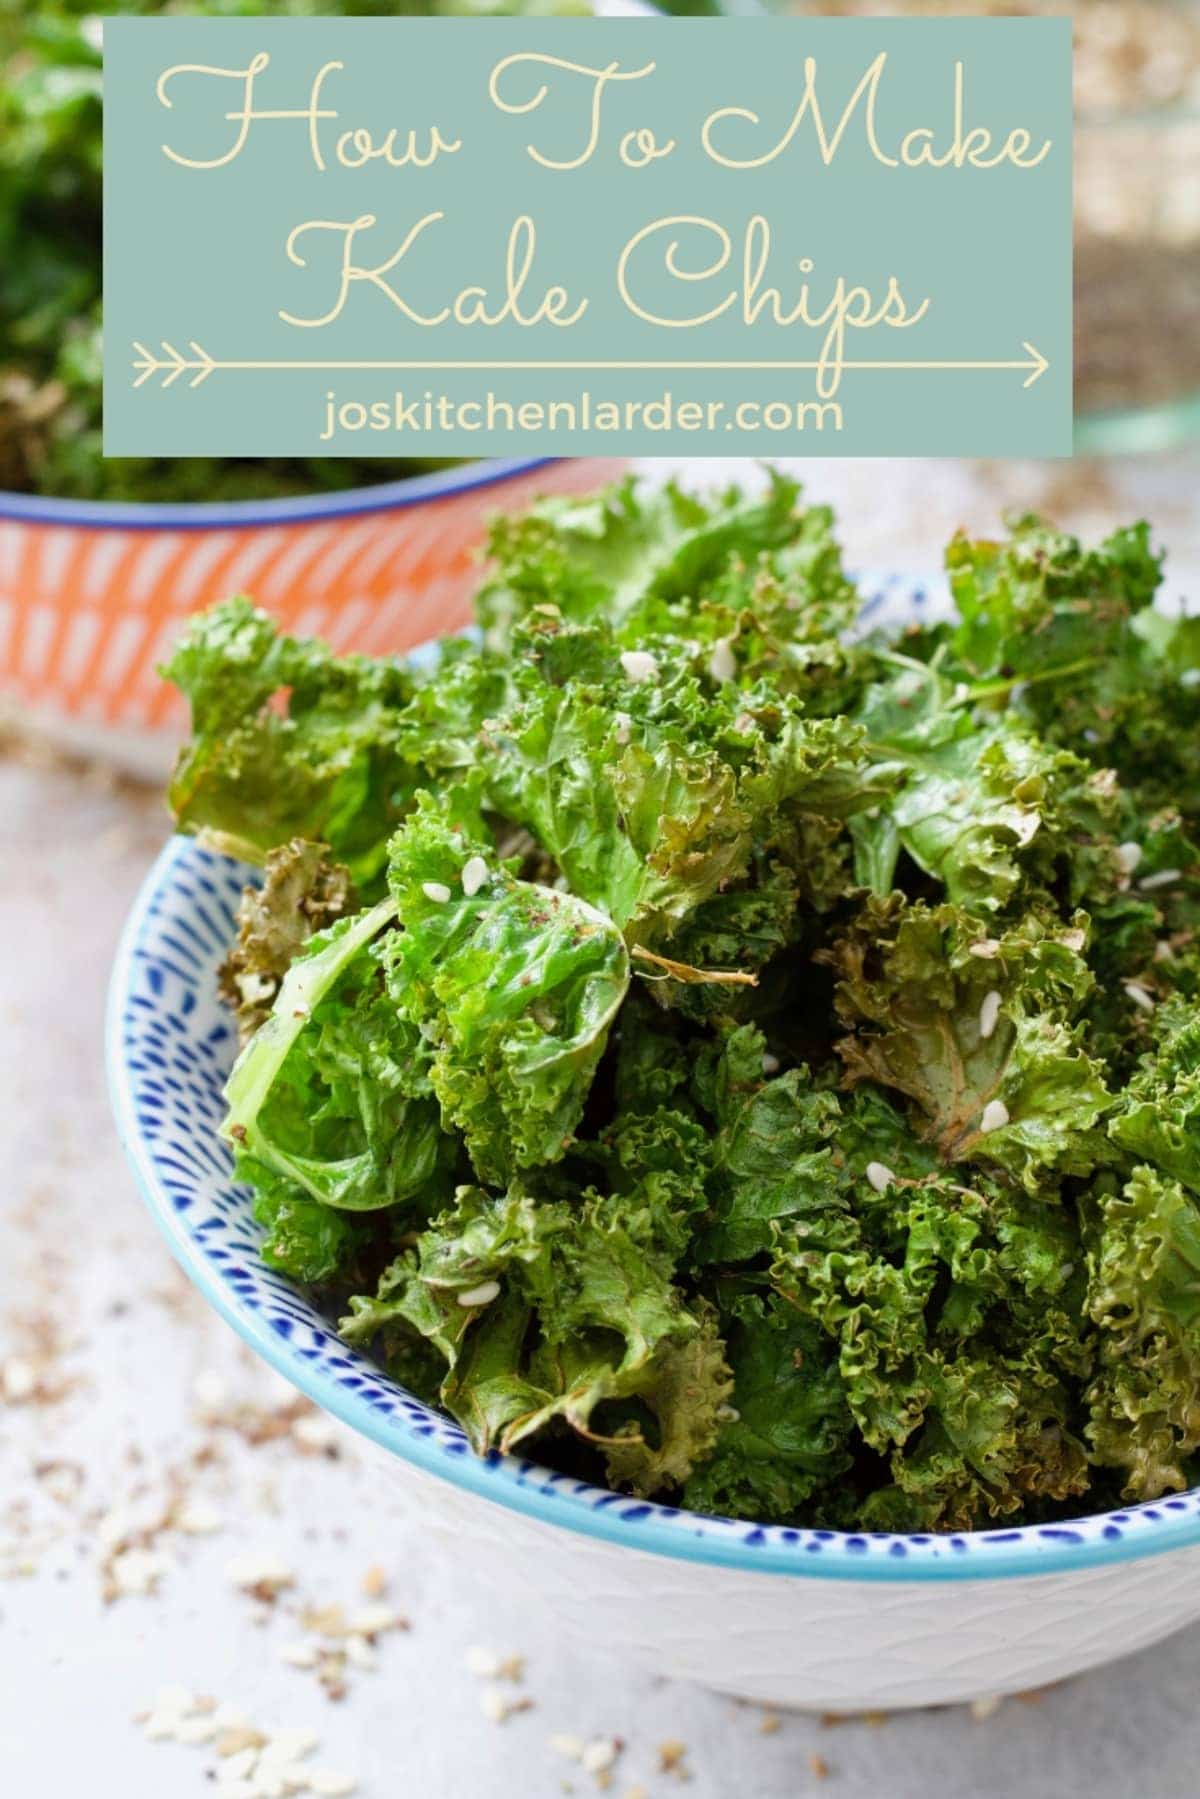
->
[{"left": 108, "top": 833, "right": 1200, "bottom": 1584}]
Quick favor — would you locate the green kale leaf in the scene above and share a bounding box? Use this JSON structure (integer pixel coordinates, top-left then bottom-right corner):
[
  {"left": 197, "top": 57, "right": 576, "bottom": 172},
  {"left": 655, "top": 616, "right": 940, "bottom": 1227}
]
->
[
  {"left": 822, "top": 897, "right": 1110, "bottom": 1190},
  {"left": 1084, "top": 1165, "right": 1200, "bottom": 1497},
  {"left": 384, "top": 790, "right": 630, "bottom": 1183},
  {"left": 164, "top": 597, "right": 418, "bottom": 886}
]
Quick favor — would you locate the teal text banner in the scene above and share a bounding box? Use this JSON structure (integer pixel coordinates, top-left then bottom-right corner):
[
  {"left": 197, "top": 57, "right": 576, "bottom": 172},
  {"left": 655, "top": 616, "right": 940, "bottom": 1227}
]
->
[{"left": 103, "top": 16, "right": 1073, "bottom": 458}]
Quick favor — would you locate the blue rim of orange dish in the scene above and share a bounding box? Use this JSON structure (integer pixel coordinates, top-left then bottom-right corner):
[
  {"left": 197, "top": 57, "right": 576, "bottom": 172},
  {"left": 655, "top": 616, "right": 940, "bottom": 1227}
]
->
[{"left": 0, "top": 458, "right": 554, "bottom": 530}]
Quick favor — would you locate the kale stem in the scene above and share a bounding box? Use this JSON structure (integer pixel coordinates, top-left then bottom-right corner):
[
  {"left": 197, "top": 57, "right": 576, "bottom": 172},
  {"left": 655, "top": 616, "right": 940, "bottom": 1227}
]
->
[{"left": 959, "top": 655, "right": 1103, "bottom": 704}]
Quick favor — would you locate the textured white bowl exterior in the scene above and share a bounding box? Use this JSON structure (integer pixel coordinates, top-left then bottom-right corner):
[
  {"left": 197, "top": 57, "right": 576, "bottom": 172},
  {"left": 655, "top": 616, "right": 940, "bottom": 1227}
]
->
[{"left": 377, "top": 1446, "right": 1200, "bottom": 1710}]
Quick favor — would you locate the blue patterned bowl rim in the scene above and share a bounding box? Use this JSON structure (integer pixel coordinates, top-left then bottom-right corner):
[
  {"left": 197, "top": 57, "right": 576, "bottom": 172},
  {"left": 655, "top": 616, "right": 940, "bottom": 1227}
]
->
[
  {"left": 0, "top": 457, "right": 553, "bottom": 531},
  {"left": 106, "top": 575, "right": 1200, "bottom": 1582}
]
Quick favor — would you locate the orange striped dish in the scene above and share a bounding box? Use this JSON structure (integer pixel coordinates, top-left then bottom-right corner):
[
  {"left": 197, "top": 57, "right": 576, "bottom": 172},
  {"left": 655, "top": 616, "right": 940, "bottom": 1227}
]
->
[{"left": 0, "top": 457, "right": 625, "bottom": 776}]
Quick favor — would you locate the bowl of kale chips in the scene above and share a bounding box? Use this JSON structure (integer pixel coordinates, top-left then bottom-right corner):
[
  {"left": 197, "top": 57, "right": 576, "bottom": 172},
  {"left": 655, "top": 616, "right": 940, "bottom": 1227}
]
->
[
  {"left": 109, "top": 471, "right": 1200, "bottom": 1709},
  {"left": 0, "top": 0, "right": 619, "bottom": 772}
]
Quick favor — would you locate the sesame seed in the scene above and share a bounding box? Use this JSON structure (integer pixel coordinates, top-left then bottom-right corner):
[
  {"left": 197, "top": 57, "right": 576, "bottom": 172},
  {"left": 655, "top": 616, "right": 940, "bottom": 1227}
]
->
[
  {"left": 176, "top": 1501, "right": 223, "bottom": 1536},
  {"left": 1155, "top": 939, "right": 1175, "bottom": 962},
  {"left": 1124, "top": 981, "right": 1156, "bottom": 1012},
  {"left": 715, "top": 1404, "right": 740, "bottom": 1424},
  {"left": 212, "top": 1704, "right": 252, "bottom": 1733},
  {"left": 343, "top": 1636, "right": 376, "bottom": 1672},
  {"left": 175, "top": 1714, "right": 220, "bottom": 1744},
  {"left": 708, "top": 639, "right": 737, "bottom": 684},
  {"left": 461, "top": 856, "right": 488, "bottom": 898},
  {"left": 761, "top": 1053, "right": 780, "bottom": 1075},
  {"left": 1138, "top": 868, "right": 1182, "bottom": 891},
  {"left": 280, "top": 1641, "right": 320, "bottom": 1669},
  {"left": 978, "top": 990, "right": 1002, "bottom": 1041},
  {"left": 293, "top": 1410, "right": 340, "bottom": 1453},
  {"left": 582, "top": 1738, "right": 620, "bottom": 1775},
  {"left": 251, "top": 1772, "right": 287, "bottom": 1799},
  {"left": 550, "top": 1734, "right": 587, "bottom": 1761},
  {"left": 225, "top": 1551, "right": 295, "bottom": 1594},
  {"left": 979, "top": 1099, "right": 1010, "bottom": 1135},
  {"left": 265, "top": 1369, "right": 301, "bottom": 1409},
  {"left": 216, "top": 1727, "right": 265, "bottom": 1762},
  {"left": 110, "top": 1547, "right": 169, "bottom": 1596},
  {"left": 968, "top": 939, "right": 1001, "bottom": 959},
  {"left": 613, "top": 712, "right": 632, "bottom": 745},
  {"left": 307, "top": 1772, "right": 357, "bottom": 1798},
  {"left": 348, "top": 1603, "right": 403, "bottom": 1638},
  {"left": 1115, "top": 841, "right": 1142, "bottom": 875},
  {"left": 2, "top": 1357, "right": 36, "bottom": 1402},
  {"left": 457, "top": 1280, "right": 501, "bottom": 1309},
  {"left": 480, "top": 1685, "right": 510, "bottom": 1722},
  {"left": 262, "top": 1728, "right": 318, "bottom": 1763},
  {"left": 217, "top": 1746, "right": 260, "bottom": 1781},
  {"left": 465, "top": 1645, "right": 502, "bottom": 1677},
  {"left": 970, "top": 1694, "right": 1004, "bottom": 1722},
  {"left": 619, "top": 650, "right": 659, "bottom": 685},
  {"left": 361, "top": 1565, "right": 388, "bottom": 1598},
  {"left": 192, "top": 1370, "right": 229, "bottom": 1414},
  {"left": 292, "top": 1414, "right": 340, "bottom": 1454},
  {"left": 98, "top": 1503, "right": 138, "bottom": 1550},
  {"left": 1060, "top": 929, "right": 1087, "bottom": 953},
  {"left": 421, "top": 881, "right": 452, "bottom": 905},
  {"left": 865, "top": 1161, "right": 894, "bottom": 1194}
]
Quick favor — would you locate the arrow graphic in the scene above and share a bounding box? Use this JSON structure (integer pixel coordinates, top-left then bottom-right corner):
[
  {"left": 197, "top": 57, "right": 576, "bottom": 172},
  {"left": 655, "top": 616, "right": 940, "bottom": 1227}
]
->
[
  {"left": 1021, "top": 341, "right": 1049, "bottom": 388},
  {"left": 131, "top": 341, "right": 1050, "bottom": 389},
  {"left": 132, "top": 340, "right": 217, "bottom": 390}
]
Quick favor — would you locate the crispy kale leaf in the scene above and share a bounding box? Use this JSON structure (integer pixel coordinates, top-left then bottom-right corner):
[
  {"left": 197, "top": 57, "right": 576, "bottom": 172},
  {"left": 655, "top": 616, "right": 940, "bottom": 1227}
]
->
[
  {"left": 771, "top": 1167, "right": 1091, "bottom": 1530},
  {"left": 475, "top": 471, "right": 855, "bottom": 662},
  {"left": 682, "top": 1289, "right": 854, "bottom": 1523},
  {"left": 176, "top": 476, "right": 1200, "bottom": 1532},
  {"left": 224, "top": 894, "right": 455, "bottom": 1224},
  {"left": 690, "top": 1026, "right": 855, "bottom": 1266},
  {"left": 220, "top": 839, "right": 355, "bottom": 1045},
  {"left": 163, "top": 597, "right": 417, "bottom": 886},
  {"left": 1084, "top": 1165, "right": 1200, "bottom": 1497},
  {"left": 946, "top": 515, "right": 1162, "bottom": 686},
  {"left": 477, "top": 622, "right": 886, "bottom": 952},
  {"left": 383, "top": 788, "right": 630, "bottom": 1184},
  {"left": 946, "top": 516, "right": 1200, "bottom": 819},
  {"left": 854, "top": 659, "right": 1123, "bottom": 917},
  {"left": 1109, "top": 1002, "right": 1200, "bottom": 1194},
  {"left": 822, "top": 898, "right": 1110, "bottom": 1191},
  {"left": 343, "top": 1184, "right": 729, "bottom": 1493}
]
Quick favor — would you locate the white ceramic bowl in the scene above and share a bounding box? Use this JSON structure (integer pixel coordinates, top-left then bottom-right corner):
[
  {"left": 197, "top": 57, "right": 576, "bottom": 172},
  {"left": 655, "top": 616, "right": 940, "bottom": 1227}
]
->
[{"left": 107, "top": 603, "right": 1200, "bottom": 1708}]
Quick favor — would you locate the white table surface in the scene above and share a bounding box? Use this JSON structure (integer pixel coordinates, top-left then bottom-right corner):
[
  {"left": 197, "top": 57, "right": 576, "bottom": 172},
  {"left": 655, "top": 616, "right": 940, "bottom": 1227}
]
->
[{"left": 3, "top": 453, "right": 1200, "bottom": 1799}]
